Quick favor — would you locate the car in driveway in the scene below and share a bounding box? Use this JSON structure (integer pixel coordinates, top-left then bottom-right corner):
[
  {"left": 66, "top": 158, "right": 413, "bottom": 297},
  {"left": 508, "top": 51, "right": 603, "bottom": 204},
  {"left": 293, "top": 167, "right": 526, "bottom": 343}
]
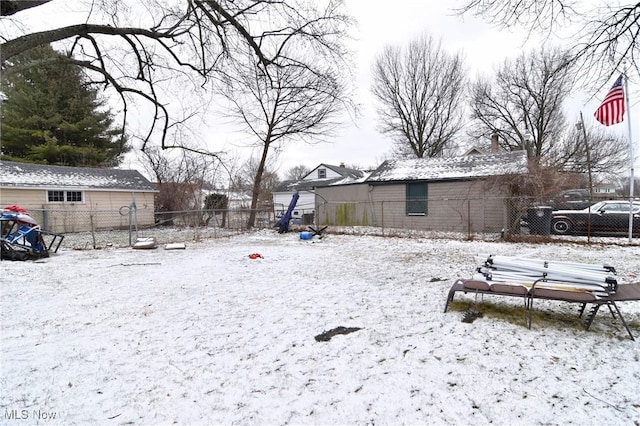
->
[{"left": 551, "top": 200, "right": 640, "bottom": 236}]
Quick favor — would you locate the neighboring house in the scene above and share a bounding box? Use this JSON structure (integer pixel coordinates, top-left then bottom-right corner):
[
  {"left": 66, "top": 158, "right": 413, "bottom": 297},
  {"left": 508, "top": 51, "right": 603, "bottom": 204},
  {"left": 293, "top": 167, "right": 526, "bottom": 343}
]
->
[
  {"left": 273, "top": 163, "right": 364, "bottom": 224},
  {"left": 593, "top": 184, "right": 618, "bottom": 198},
  {"left": 315, "top": 151, "right": 529, "bottom": 233},
  {"left": 0, "top": 160, "right": 158, "bottom": 233}
]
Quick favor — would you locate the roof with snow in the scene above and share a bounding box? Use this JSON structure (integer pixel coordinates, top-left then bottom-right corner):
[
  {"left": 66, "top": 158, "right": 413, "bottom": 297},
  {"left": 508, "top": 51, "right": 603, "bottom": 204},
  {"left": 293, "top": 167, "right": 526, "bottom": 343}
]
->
[
  {"left": 320, "top": 164, "right": 363, "bottom": 179},
  {"left": 0, "top": 160, "right": 158, "bottom": 191},
  {"left": 273, "top": 179, "right": 312, "bottom": 193},
  {"left": 273, "top": 164, "right": 365, "bottom": 192},
  {"left": 365, "top": 151, "right": 528, "bottom": 183}
]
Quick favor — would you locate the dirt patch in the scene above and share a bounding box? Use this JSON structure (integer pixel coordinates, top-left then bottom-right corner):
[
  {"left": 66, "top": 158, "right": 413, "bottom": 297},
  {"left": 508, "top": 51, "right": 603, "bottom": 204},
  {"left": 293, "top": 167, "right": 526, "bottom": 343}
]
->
[{"left": 315, "top": 326, "right": 362, "bottom": 342}]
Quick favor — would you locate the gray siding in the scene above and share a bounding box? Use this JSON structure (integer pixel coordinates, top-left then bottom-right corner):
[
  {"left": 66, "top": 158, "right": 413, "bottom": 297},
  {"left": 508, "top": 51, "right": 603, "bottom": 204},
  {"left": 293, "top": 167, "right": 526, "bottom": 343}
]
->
[
  {"left": 317, "top": 179, "right": 509, "bottom": 233},
  {"left": 316, "top": 184, "right": 372, "bottom": 226}
]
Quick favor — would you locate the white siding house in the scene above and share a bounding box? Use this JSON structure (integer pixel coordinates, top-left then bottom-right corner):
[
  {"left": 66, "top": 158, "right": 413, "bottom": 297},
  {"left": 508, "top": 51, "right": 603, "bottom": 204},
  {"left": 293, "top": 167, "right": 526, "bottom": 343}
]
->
[
  {"left": 273, "top": 164, "right": 364, "bottom": 224},
  {"left": 0, "top": 161, "right": 158, "bottom": 233}
]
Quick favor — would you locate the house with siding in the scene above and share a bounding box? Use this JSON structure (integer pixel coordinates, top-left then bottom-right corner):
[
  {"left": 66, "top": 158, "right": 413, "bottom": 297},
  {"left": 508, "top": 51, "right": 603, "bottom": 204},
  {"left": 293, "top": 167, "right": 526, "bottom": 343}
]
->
[
  {"left": 273, "top": 163, "right": 364, "bottom": 224},
  {"left": 0, "top": 161, "right": 158, "bottom": 233},
  {"left": 314, "top": 151, "right": 529, "bottom": 233}
]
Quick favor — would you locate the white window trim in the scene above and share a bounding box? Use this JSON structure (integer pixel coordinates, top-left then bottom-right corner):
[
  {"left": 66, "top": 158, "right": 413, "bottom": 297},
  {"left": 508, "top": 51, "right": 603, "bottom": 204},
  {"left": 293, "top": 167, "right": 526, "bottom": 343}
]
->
[{"left": 46, "top": 189, "right": 85, "bottom": 204}]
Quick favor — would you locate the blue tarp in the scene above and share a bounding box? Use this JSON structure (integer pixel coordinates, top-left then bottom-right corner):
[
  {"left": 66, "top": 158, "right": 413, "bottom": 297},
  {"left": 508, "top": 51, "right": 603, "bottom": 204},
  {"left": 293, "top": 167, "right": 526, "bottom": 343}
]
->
[{"left": 276, "top": 192, "right": 299, "bottom": 233}]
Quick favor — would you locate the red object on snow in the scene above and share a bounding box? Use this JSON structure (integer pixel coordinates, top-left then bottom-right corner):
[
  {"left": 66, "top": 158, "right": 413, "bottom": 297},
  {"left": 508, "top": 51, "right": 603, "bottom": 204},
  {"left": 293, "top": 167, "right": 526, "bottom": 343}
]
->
[{"left": 248, "top": 253, "right": 263, "bottom": 259}]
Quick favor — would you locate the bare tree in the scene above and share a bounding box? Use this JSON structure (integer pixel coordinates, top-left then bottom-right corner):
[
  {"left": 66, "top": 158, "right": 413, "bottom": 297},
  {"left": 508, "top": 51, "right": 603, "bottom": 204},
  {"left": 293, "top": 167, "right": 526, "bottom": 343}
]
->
[
  {"left": 217, "top": 46, "right": 353, "bottom": 228},
  {"left": 557, "top": 119, "right": 629, "bottom": 177},
  {"left": 469, "top": 47, "right": 574, "bottom": 161},
  {"left": 1, "top": 0, "right": 353, "bottom": 152},
  {"left": 284, "top": 164, "right": 311, "bottom": 181},
  {"left": 371, "top": 32, "right": 466, "bottom": 159},
  {"left": 454, "top": 1, "right": 640, "bottom": 84},
  {"left": 139, "top": 147, "right": 224, "bottom": 224},
  {"left": 470, "top": 46, "right": 629, "bottom": 200}
]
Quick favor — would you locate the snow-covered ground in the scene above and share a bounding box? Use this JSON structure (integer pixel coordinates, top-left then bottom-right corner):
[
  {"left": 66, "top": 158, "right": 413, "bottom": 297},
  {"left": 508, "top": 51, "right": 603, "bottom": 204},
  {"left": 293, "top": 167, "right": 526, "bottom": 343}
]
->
[{"left": 1, "top": 230, "right": 640, "bottom": 425}]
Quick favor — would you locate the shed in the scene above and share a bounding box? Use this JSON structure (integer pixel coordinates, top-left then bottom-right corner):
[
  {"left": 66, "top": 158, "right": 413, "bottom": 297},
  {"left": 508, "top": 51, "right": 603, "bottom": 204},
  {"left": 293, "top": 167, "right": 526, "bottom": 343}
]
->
[
  {"left": 0, "top": 161, "right": 158, "bottom": 233},
  {"left": 315, "top": 151, "right": 529, "bottom": 233}
]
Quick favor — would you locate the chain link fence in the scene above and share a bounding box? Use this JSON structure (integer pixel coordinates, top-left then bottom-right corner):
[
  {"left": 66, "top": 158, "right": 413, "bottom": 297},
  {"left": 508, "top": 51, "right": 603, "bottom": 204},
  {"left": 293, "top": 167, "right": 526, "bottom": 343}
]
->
[
  {"left": 317, "top": 196, "right": 530, "bottom": 239},
  {"left": 24, "top": 207, "right": 276, "bottom": 250},
  {"left": 317, "top": 195, "right": 638, "bottom": 240},
  {"left": 22, "top": 194, "right": 639, "bottom": 251}
]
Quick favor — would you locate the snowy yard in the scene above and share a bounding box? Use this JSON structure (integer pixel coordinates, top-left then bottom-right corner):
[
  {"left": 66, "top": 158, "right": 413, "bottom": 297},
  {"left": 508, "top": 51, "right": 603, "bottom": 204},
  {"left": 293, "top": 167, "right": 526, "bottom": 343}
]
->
[{"left": 1, "top": 230, "right": 640, "bottom": 425}]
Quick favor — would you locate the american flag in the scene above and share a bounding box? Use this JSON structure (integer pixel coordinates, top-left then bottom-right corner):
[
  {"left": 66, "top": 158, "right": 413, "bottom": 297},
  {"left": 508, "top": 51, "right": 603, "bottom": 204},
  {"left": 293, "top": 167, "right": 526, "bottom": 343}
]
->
[{"left": 594, "top": 75, "right": 625, "bottom": 126}]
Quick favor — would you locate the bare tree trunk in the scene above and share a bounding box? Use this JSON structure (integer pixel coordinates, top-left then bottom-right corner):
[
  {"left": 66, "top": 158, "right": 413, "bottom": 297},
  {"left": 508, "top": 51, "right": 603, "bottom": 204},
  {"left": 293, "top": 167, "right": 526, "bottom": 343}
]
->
[{"left": 247, "top": 136, "right": 272, "bottom": 229}]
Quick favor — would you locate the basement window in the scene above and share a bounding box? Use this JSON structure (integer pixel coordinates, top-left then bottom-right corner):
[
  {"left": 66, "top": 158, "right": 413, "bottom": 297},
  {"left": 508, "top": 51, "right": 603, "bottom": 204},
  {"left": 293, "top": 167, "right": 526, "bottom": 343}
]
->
[{"left": 406, "top": 183, "right": 428, "bottom": 216}]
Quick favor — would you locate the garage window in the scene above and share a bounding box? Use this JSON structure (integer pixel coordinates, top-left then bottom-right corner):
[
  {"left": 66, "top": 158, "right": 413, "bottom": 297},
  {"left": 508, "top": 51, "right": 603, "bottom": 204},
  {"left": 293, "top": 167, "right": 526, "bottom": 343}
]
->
[
  {"left": 47, "top": 190, "right": 65, "bottom": 202},
  {"left": 66, "top": 191, "right": 83, "bottom": 202},
  {"left": 47, "top": 190, "right": 84, "bottom": 204},
  {"left": 406, "top": 183, "right": 427, "bottom": 216}
]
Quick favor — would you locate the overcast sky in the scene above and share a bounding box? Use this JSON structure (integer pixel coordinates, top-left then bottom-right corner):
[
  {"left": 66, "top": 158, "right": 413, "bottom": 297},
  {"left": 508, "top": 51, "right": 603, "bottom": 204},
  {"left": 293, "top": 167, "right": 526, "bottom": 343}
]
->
[
  {"left": 3, "top": 1, "right": 638, "bottom": 179},
  {"left": 256, "top": 1, "right": 549, "bottom": 172},
  {"left": 265, "top": 1, "right": 638, "bottom": 176}
]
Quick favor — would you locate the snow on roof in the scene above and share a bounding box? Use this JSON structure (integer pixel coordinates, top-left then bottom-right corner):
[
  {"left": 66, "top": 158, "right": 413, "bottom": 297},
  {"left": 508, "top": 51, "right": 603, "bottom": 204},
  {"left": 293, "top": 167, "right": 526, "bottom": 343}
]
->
[
  {"left": 273, "top": 179, "right": 311, "bottom": 193},
  {"left": 323, "top": 171, "right": 373, "bottom": 187},
  {"left": 0, "top": 161, "right": 157, "bottom": 191},
  {"left": 320, "top": 164, "right": 363, "bottom": 179},
  {"left": 274, "top": 165, "right": 367, "bottom": 192},
  {"left": 366, "top": 151, "right": 528, "bottom": 183}
]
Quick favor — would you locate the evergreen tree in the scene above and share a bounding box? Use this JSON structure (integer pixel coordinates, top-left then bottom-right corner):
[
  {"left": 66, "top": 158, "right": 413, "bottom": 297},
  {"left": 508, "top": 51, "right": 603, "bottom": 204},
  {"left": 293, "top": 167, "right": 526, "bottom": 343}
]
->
[{"left": 0, "top": 44, "right": 128, "bottom": 167}]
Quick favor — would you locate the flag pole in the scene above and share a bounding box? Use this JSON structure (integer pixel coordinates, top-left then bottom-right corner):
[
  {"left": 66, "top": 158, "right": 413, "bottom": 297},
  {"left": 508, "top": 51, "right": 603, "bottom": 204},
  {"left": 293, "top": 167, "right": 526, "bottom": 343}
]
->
[{"left": 623, "top": 71, "right": 635, "bottom": 242}]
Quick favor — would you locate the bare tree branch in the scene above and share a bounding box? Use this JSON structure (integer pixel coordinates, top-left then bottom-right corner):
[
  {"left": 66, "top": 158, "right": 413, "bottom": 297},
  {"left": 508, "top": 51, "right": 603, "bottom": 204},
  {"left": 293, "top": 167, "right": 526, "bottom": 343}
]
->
[
  {"left": 469, "top": 47, "right": 574, "bottom": 161},
  {"left": 0, "top": 0, "right": 354, "bottom": 154},
  {"left": 454, "top": 1, "right": 640, "bottom": 85},
  {"left": 0, "top": 0, "right": 52, "bottom": 16},
  {"left": 1, "top": 24, "right": 189, "bottom": 64},
  {"left": 454, "top": 0, "right": 578, "bottom": 34}
]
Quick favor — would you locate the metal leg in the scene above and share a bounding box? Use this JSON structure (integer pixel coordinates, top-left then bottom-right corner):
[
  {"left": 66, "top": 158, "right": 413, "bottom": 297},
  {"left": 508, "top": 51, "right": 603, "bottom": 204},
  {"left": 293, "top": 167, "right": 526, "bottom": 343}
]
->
[
  {"left": 584, "top": 304, "right": 601, "bottom": 330},
  {"left": 443, "top": 291, "right": 454, "bottom": 313},
  {"left": 608, "top": 301, "right": 635, "bottom": 341},
  {"left": 578, "top": 303, "right": 587, "bottom": 318},
  {"left": 526, "top": 294, "right": 533, "bottom": 329},
  {"left": 605, "top": 303, "right": 617, "bottom": 319},
  {"left": 443, "top": 280, "right": 466, "bottom": 313}
]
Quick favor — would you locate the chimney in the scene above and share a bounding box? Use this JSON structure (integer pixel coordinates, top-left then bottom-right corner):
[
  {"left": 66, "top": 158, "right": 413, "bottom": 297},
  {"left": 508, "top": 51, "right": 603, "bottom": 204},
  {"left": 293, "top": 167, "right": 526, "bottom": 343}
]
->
[
  {"left": 490, "top": 132, "right": 499, "bottom": 153},
  {"left": 339, "top": 162, "right": 345, "bottom": 168}
]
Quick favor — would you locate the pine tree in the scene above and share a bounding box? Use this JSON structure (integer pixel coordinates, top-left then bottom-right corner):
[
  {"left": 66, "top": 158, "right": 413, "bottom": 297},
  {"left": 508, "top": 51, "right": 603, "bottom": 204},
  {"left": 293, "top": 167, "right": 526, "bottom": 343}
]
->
[{"left": 0, "top": 44, "right": 128, "bottom": 167}]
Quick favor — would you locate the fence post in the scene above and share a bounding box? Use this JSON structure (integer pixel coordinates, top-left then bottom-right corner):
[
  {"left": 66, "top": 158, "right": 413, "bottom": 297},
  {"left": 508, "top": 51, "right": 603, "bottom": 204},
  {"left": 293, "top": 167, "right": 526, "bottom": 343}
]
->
[
  {"left": 467, "top": 200, "right": 471, "bottom": 240},
  {"left": 90, "top": 211, "right": 97, "bottom": 249},
  {"left": 126, "top": 202, "right": 138, "bottom": 246},
  {"left": 381, "top": 201, "right": 385, "bottom": 237},
  {"left": 42, "top": 208, "right": 49, "bottom": 231}
]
